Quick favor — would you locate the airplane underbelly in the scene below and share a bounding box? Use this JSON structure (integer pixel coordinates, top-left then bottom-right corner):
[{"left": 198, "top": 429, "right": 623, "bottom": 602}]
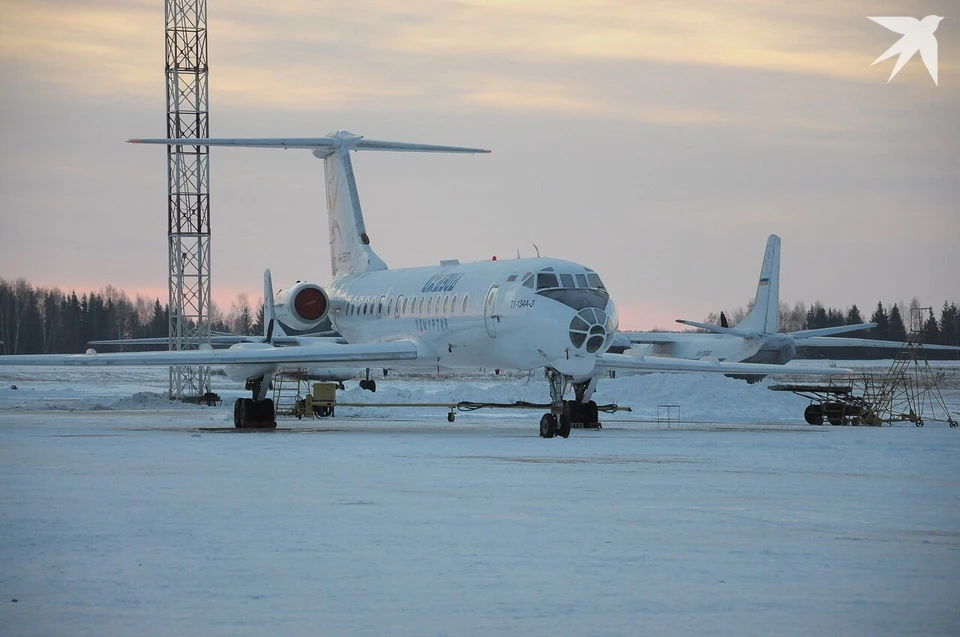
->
[{"left": 225, "top": 363, "right": 278, "bottom": 382}]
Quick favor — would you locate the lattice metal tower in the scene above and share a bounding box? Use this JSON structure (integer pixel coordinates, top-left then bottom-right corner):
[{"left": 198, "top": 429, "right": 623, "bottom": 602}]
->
[{"left": 165, "top": 0, "right": 211, "bottom": 398}]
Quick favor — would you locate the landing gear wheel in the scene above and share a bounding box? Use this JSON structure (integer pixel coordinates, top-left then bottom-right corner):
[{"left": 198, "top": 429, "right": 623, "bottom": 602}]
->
[
  {"left": 261, "top": 398, "right": 274, "bottom": 424},
  {"left": 447, "top": 412, "right": 456, "bottom": 423},
  {"left": 804, "top": 403, "right": 824, "bottom": 426},
  {"left": 916, "top": 418, "right": 924, "bottom": 427},
  {"left": 359, "top": 379, "right": 377, "bottom": 392},
  {"left": 558, "top": 413, "right": 572, "bottom": 438},
  {"left": 539, "top": 413, "right": 557, "bottom": 438},
  {"left": 823, "top": 401, "right": 845, "bottom": 426},
  {"left": 950, "top": 420, "right": 958, "bottom": 428},
  {"left": 233, "top": 398, "right": 243, "bottom": 428}
]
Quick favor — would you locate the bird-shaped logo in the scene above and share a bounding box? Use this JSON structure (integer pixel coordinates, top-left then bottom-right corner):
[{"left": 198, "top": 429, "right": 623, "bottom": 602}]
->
[{"left": 868, "top": 15, "right": 943, "bottom": 85}]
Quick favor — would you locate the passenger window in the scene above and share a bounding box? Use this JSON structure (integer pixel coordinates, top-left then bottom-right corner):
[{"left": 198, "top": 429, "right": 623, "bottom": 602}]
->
[
  {"left": 443, "top": 296, "right": 450, "bottom": 313},
  {"left": 427, "top": 297, "right": 435, "bottom": 313},
  {"left": 462, "top": 295, "right": 469, "bottom": 312},
  {"left": 575, "top": 273, "right": 588, "bottom": 288},
  {"left": 451, "top": 295, "right": 458, "bottom": 312},
  {"left": 537, "top": 272, "right": 559, "bottom": 290},
  {"left": 560, "top": 273, "right": 575, "bottom": 288},
  {"left": 362, "top": 303, "right": 368, "bottom": 316},
  {"left": 418, "top": 297, "right": 425, "bottom": 314},
  {"left": 387, "top": 298, "right": 394, "bottom": 317}
]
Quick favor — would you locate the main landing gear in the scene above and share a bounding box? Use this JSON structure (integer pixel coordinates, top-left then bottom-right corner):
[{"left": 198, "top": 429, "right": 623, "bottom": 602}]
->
[
  {"left": 233, "top": 375, "right": 277, "bottom": 429},
  {"left": 539, "top": 369, "right": 601, "bottom": 439}
]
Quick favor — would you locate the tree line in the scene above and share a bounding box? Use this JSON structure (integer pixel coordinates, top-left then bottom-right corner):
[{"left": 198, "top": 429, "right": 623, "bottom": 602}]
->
[
  {"left": 0, "top": 278, "right": 263, "bottom": 355},
  {"left": 2, "top": 277, "right": 957, "bottom": 358},
  {"left": 705, "top": 299, "right": 960, "bottom": 359}
]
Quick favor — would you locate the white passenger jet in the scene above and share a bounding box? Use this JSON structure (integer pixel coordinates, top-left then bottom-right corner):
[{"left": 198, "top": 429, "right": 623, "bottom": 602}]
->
[
  {"left": 617, "top": 234, "right": 959, "bottom": 382},
  {"left": 0, "top": 132, "right": 851, "bottom": 437}
]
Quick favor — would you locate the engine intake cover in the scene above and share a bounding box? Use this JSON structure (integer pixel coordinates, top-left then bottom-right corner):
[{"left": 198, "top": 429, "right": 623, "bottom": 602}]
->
[
  {"left": 275, "top": 282, "right": 330, "bottom": 331},
  {"left": 294, "top": 286, "right": 327, "bottom": 321}
]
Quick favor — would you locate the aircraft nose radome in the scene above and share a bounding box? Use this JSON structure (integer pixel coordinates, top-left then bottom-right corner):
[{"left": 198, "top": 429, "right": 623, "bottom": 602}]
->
[{"left": 566, "top": 299, "right": 619, "bottom": 356}]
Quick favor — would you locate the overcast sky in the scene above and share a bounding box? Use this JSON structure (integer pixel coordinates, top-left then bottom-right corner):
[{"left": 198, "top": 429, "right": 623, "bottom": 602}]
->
[{"left": 1, "top": 0, "right": 957, "bottom": 329}]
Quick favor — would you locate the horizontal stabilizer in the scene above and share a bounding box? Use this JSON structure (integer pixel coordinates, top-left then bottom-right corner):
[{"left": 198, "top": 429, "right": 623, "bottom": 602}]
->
[
  {"left": 129, "top": 136, "right": 490, "bottom": 155},
  {"left": 675, "top": 319, "right": 760, "bottom": 339},
  {"left": 789, "top": 323, "right": 877, "bottom": 339}
]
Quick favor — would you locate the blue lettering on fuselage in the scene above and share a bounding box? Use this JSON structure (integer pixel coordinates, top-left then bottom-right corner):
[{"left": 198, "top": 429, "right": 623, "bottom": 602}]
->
[{"left": 421, "top": 272, "right": 465, "bottom": 293}]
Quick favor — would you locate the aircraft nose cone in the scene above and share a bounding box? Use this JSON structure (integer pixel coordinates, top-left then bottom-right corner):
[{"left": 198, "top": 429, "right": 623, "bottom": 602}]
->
[{"left": 568, "top": 300, "right": 619, "bottom": 354}]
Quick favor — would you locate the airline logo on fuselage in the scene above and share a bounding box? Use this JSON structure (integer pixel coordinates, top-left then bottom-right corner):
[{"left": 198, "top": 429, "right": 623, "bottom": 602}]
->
[{"left": 422, "top": 272, "right": 464, "bottom": 293}]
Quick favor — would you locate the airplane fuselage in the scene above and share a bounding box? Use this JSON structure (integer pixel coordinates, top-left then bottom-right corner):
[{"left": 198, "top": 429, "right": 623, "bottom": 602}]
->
[
  {"left": 329, "top": 257, "right": 619, "bottom": 379},
  {"left": 632, "top": 332, "right": 796, "bottom": 366},
  {"left": 223, "top": 257, "right": 619, "bottom": 385}
]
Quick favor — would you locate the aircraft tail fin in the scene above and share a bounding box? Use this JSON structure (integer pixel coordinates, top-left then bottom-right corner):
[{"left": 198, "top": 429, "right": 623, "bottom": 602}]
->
[
  {"left": 129, "top": 132, "right": 490, "bottom": 278},
  {"left": 734, "top": 234, "right": 780, "bottom": 335}
]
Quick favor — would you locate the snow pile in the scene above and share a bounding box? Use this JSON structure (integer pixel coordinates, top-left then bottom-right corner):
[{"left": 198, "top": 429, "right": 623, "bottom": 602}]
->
[{"left": 2, "top": 362, "right": 958, "bottom": 426}]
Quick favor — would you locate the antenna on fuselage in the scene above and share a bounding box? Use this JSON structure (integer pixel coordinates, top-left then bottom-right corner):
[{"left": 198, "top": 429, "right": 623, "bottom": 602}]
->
[{"left": 533, "top": 244, "right": 541, "bottom": 258}]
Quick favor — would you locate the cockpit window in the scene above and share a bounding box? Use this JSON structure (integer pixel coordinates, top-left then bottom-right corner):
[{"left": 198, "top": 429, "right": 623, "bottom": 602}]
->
[
  {"left": 536, "top": 273, "right": 559, "bottom": 290},
  {"left": 521, "top": 273, "right": 534, "bottom": 289},
  {"left": 586, "top": 273, "right": 605, "bottom": 290},
  {"left": 559, "top": 273, "right": 575, "bottom": 288},
  {"left": 575, "top": 273, "right": 588, "bottom": 288}
]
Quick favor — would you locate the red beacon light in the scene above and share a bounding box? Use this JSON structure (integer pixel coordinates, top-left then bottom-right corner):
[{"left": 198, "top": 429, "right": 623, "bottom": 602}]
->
[{"left": 491, "top": 255, "right": 497, "bottom": 261}]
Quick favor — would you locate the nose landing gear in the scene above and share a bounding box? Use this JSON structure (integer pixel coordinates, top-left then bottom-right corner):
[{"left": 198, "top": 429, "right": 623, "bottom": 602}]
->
[
  {"left": 539, "top": 369, "right": 568, "bottom": 438},
  {"left": 539, "top": 370, "right": 602, "bottom": 438}
]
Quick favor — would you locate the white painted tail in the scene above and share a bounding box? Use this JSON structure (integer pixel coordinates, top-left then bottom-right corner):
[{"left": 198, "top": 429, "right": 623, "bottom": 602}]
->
[
  {"left": 129, "top": 132, "right": 490, "bottom": 278},
  {"left": 735, "top": 234, "right": 780, "bottom": 334},
  {"left": 315, "top": 133, "right": 387, "bottom": 277}
]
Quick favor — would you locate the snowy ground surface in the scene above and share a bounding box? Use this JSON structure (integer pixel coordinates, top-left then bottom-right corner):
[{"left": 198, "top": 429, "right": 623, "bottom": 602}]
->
[{"left": 1, "top": 362, "right": 958, "bottom": 636}]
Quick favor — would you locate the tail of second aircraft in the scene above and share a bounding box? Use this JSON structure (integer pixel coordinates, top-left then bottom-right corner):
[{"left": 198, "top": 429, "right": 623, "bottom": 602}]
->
[
  {"left": 734, "top": 234, "right": 781, "bottom": 334},
  {"left": 129, "top": 132, "right": 490, "bottom": 278}
]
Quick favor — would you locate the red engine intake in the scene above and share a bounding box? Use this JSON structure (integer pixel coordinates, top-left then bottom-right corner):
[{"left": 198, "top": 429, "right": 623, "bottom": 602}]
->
[{"left": 274, "top": 282, "right": 330, "bottom": 331}]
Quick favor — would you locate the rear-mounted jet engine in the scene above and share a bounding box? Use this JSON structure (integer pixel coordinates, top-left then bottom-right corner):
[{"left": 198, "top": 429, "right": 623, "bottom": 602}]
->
[{"left": 274, "top": 281, "right": 329, "bottom": 331}]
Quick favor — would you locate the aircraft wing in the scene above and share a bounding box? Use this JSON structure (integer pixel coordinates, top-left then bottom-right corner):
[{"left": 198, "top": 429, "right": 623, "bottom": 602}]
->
[
  {"left": 88, "top": 336, "right": 262, "bottom": 347},
  {"left": 0, "top": 340, "right": 418, "bottom": 368},
  {"left": 595, "top": 353, "right": 851, "bottom": 377},
  {"left": 87, "top": 335, "right": 346, "bottom": 348},
  {"left": 616, "top": 332, "right": 680, "bottom": 344},
  {"left": 796, "top": 336, "right": 960, "bottom": 351}
]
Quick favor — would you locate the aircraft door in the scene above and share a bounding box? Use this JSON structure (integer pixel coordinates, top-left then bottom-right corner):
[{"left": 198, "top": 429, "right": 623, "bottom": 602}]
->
[{"left": 483, "top": 285, "right": 499, "bottom": 338}]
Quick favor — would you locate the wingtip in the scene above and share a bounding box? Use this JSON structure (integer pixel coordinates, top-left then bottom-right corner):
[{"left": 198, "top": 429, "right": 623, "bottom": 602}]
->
[{"left": 127, "top": 139, "right": 142, "bottom": 144}]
